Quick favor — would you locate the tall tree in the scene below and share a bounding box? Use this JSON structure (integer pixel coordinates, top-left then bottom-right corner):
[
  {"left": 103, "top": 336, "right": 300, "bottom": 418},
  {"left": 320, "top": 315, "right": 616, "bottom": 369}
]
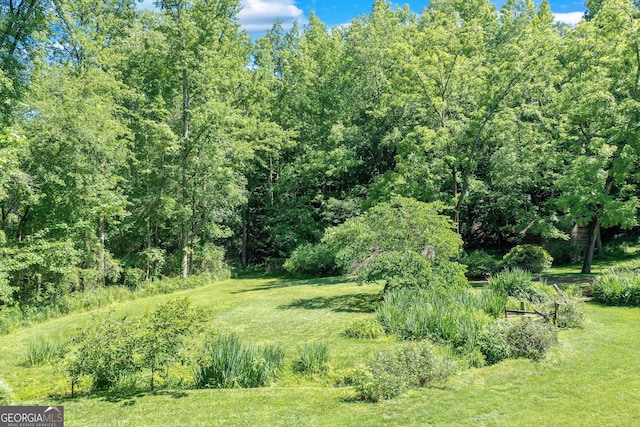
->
[{"left": 556, "top": 0, "right": 640, "bottom": 273}]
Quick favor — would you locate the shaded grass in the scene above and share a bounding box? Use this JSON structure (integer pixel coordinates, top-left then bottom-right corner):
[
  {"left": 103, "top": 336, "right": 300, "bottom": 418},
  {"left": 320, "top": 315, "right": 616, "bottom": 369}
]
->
[{"left": 3, "top": 275, "right": 640, "bottom": 425}]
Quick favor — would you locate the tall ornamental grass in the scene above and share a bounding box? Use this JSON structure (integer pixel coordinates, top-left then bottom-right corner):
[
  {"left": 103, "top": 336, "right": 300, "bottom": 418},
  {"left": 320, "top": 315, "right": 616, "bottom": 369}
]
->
[
  {"left": 593, "top": 270, "right": 640, "bottom": 306},
  {"left": 194, "top": 333, "right": 285, "bottom": 389}
]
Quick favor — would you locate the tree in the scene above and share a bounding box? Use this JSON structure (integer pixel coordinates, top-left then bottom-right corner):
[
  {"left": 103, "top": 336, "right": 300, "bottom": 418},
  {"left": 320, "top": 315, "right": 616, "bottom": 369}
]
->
[
  {"left": 139, "top": 297, "right": 205, "bottom": 391},
  {"left": 322, "top": 197, "right": 466, "bottom": 291},
  {"left": 555, "top": 0, "right": 640, "bottom": 273}
]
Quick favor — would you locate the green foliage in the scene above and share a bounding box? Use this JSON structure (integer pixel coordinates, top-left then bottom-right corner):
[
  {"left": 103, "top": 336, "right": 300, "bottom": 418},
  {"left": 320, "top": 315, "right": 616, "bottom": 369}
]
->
[
  {"left": 489, "top": 268, "right": 552, "bottom": 304},
  {"left": 543, "top": 240, "right": 581, "bottom": 265},
  {"left": 194, "top": 333, "right": 285, "bottom": 389},
  {"left": 293, "top": 342, "right": 330, "bottom": 374},
  {"left": 0, "top": 378, "right": 13, "bottom": 405},
  {"left": 593, "top": 270, "right": 640, "bottom": 306},
  {"left": 506, "top": 318, "right": 558, "bottom": 361},
  {"left": 352, "top": 342, "right": 457, "bottom": 402},
  {"left": 377, "top": 287, "right": 492, "bottom": 350},
  {"left": 460, "top": 250, "right": 501, "bottom": 278},
  {"left": 66, "top": 312, "right": 139, "bottom": 391},
  {"left": 479, "top": 317, "right": 558, "bottom": 364},
  {"left": 283, "top": 243, "right": 338, "bottom": 276},
  {"left": 139, "top": 298, "right": 206, "bottom": 390},
  {"left": 344, "top": 318, "right": 385, "bottom": 339},
  {"left": 478, "top": 319, "right": 513, "bottom": 365},
  {"left": 556, "top": 301, "right": 585, "bottom": 329},
  {"left": 321, "top": 197, "right": 464, "bottom": 290},
  {"left": 503, "top": 245, "right": 553, "bottom": 273},
  {"left": 477, "top": 288, "right": 509, "bottom": 318},
  {"left": 25, "top": 339, "right": 68, "bottom": 367}
]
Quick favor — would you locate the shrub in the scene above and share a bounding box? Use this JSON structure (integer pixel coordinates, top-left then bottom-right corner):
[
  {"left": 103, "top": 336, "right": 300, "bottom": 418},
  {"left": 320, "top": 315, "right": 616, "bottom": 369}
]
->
[
  {"left": 556, "top": 301, "right": 585, "bottom": 328},
  {"left": 293, "top": 342, "right": 330, "bottom": 374},
  {"left": 543, "top": 240, "right": 581, "bottom": 265},
  {"left": 352, "top": 342, "right": 457, "bottom": 402},
  {"left": 194, "top": 333, "right": 285, "bottom": 388},
  {"left": 503, "top": 245, "right": 553, "bottom": 273},
  {"left": 66, "top": 312, "right": 139, "bottom": 391},
  {"left": 0, "top": 379, "right": 13, "bottom": 405},
  {"left": 490, "top": 269, "right": 552, "bottom": 304},
  {"left": 283, "top": 243, "right": 338, "bottom": 276},
  {"left": 461, "top": 250, "right": 501, "bottom": 278},
  {"left": 506, "top": 319, "right": 558, "bottom": 361},
  {"left": 478, "top": 319, "right": 512, "bottom": 365},
  {"left": 25, "top": 339, "right": 68, "bottom": 367},
  {"left": 593, "top": 270, "right": 640, "bottom": 306},
  {"left": 344, "top": 318, "right": 385, "bottom": 339}
]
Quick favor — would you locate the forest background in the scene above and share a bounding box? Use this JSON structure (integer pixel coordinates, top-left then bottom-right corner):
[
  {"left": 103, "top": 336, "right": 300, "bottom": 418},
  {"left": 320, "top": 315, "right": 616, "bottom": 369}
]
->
[{"left": 1, "top": 0, "right": 639, "bottom": 311}]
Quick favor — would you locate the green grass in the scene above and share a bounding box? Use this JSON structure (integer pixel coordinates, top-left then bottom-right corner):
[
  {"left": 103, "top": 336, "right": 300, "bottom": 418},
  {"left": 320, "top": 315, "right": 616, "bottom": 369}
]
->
[{"left": 2, "top": 275, "right": 640, "bottom": 425}]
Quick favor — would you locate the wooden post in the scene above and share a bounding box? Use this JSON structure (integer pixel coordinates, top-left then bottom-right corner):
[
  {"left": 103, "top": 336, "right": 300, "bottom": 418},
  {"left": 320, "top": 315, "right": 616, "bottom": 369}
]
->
[
  {"left": 520, "top": 300, "right": 526, "bottom": 312},
  {"left": 554, "top": 301, "right": 560, "bottom": 326}
]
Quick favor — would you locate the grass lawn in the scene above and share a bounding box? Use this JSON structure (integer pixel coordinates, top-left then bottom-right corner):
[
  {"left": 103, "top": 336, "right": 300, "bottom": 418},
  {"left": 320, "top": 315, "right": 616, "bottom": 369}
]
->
[{"left": 2, "top": 275, "right": 640, "bottom": 426}]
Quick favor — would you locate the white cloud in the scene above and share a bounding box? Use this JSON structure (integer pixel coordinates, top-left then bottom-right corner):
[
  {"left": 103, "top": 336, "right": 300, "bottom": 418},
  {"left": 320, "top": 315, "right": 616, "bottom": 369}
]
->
[
  {"left": 553, "top": 12, "right": 584, "bottom": 26},
  {"left": 238, "top": 0, "right": 307, "bottom": 33}
]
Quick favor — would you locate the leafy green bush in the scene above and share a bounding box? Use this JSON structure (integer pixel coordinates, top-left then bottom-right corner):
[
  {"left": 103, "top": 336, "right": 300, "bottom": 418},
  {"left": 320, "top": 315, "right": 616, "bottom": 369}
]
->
[
  {"left": 593, "top": 270, "right": 640, "bottom": 306},
  {"left": 322, "top": 197, "right": 464, "bottom": 289},
  {"left": 478, "top": 319, "right": 512, "bottom": 365},
  {"left": 479, "top": 318, "right": 558, "bottom": 364},
  {"left": 461, "top": 250, "right": 501, "bottom": 278},
  {"left": 352, "top": 342, "right": 457, "bottom": 402},
  {"left": 194, "top": 333, "right": 285, "bottom": 388},
  {"left": 489, "top": 269, "right": 552, "bottom": 304},
  {"left": 344, "top": 318, "right": 385, "bottom": 339},
  {"left": 0, "top": 379, "right": 13, "bottom": 405},
  {"left": 66, "top": 312, "right": 140, "bottom": 391},
  {"left": 543, "top": 240, "right": 581, "bottom": 265},
  {"left": 556, "top": 301, "right": 585, "bottom": 328},
  {"left": 503, "top": 245, "right": 553, "bottom": 273},
  {"left": 25, "top": 339, "right": 68, "bottom": 367},
  {"left": 293, "top": 342, "right": 330, "bottom": 374},
  {"left": 506, "top": 319, "right": 558, "bottom": 361},
  {"left": 283, "top": 243, "right": 338, "bottom": 276}
]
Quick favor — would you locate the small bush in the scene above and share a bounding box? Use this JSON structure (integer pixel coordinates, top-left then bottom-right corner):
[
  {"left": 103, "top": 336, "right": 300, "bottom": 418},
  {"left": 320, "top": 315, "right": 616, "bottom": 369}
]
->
[
  {"left": 503, "top": 245, "right": 553, "bottom": 273},
  {"left": 283, "top": 243, "right": 338, "bottom": 276},
  {"left": 593, "top": 270, "right": 640, "bottom": 306},
  {"left": 66, "top": 312, "right": 139, "bottom": 391},
  {"left": 293, "top": 342, "right": 330, "bottom": 374},
  {"left": 0, "top": 379, "right": 13, "bottom": 405},
  {"left": 25, "top": 339, "right": 68, "bottom": 367},
  {"left": 352, "top": 342, "right": 457, "bottom": 402},
  {"left": 543, "top": 240, "right": 581, "bottom": 265},
  {"left": 194, "top": 334, "right": 285, "bottom": 388},
  {"left": 506, "top": 319, "right": 558, "bottom": 361},
  {"left": 556, "top": 301, "right": 585, "bottom": 328},
  {"left": 478, "top": 319, "right": 512, "bottom": 365},
  {"left": 345, "top": 318, "right": 385, "bottom": 339},
  {"left": 461, "top": 250, "right": 501, "bottom": 278}
]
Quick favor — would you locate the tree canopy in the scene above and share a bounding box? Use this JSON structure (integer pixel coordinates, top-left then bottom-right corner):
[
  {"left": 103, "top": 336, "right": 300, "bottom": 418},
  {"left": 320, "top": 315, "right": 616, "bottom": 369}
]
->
[{"left": 1, "top": 0, "right": 639, "bottom": 308}]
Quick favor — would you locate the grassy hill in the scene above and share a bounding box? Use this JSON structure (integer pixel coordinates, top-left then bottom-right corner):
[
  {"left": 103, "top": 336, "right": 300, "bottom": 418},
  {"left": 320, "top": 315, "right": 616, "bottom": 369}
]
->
[{"left": 2, "top": 274, "right": 640, "bottom": 426}]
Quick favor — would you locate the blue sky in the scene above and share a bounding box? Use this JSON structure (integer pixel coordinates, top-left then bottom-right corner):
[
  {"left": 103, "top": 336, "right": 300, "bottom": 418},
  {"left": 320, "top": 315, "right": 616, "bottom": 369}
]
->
[{"left": 140, "top": 0, "right": 586, "bottom": 34}]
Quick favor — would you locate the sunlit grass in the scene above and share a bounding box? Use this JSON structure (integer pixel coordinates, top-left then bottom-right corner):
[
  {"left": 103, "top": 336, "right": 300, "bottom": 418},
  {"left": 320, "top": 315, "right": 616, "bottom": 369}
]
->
[{"left": 2, "top": 275, "right": 640, "bottom": 425}]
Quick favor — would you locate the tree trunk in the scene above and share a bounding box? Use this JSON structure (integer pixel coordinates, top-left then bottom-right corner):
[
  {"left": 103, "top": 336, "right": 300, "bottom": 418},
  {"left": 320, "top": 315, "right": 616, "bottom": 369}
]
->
[
  {"left": 581, "top": 218, "right": 601, "bottom": 274},
  {"left": 595, "top": 226, "right": 604, "bottom": 259}
]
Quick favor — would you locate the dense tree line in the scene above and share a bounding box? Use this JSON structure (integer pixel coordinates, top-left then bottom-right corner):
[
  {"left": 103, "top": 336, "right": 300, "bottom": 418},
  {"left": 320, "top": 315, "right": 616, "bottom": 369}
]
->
[{"left": 0, "top": 0, "right": 638, "bottom": 307}]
